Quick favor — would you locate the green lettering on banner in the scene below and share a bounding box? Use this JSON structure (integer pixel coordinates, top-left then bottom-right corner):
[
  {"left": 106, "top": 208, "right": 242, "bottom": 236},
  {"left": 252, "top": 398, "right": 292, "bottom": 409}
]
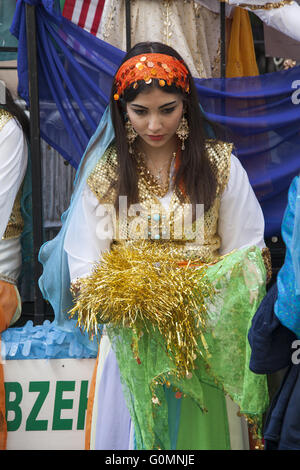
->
[
  {"left": 52, "top": 381, "right": 75, "bottom": 430},
  {"left": 26, "top": 382, "right": 49, "bottom": 431},
  {"left": 4, "top": 382, "right": 22, "bottom": 431},
  {"left": 77, "top": 380, "right": 88, "bottom": 430}
]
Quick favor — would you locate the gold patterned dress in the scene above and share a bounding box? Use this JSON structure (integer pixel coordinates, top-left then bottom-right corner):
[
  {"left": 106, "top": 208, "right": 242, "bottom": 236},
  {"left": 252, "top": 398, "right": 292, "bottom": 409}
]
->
[
  {"left": 98, "top": 0, "right": 221, "bottom": 78},
  {"left": 66, "top": 139, "right": 269, "bottom": 450}
]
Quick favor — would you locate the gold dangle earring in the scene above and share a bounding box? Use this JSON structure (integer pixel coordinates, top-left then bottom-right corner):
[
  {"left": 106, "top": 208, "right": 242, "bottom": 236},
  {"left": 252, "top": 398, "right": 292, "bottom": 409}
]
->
[
  {"left": 125, "top": 119, "right": 138, "bottom": 154},
  {"left": 176, "top": 115, "right": 189, "bottom": 151}
]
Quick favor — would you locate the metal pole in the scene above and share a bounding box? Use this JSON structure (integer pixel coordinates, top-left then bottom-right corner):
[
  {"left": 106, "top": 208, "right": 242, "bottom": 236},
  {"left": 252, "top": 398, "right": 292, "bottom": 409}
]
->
[
  {"left": 125, "top": 0, "right": 131, "bottom": 52},
  {"left": 220, "top": 1, "right": 226, "bottom": 78},
  {"left": 25, "top": 4, "right": 45, "bottom": 324},
  {"left": 220, "top": 1, "right": 227, "bottom": 141}
]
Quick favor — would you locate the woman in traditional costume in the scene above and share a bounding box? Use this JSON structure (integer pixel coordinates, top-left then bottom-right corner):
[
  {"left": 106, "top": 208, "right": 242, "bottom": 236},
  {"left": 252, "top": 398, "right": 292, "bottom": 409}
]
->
[
  {"left": 249, "top": 174, "right": 300, "bottom": 450},
  {"left": 0, "top": 85, "right": 29, "bottom": 450},
  {"left": 39, "top": 41, "right": 270, "bottom": 450},
  {"left": 0, "top": 86, "right": 29, "bottom": 332}
]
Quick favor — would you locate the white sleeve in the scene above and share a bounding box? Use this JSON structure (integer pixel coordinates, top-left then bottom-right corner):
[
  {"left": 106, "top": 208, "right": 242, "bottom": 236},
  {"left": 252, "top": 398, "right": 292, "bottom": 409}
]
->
[
  {"left": 64, "top": 183, "right": 113, "bottom": 282},
  {"left": 0, "top": 118, "right": 28, "bottom": 239},
  {"left": 218, "top": 154, "right": 266, "bottom": 255}
]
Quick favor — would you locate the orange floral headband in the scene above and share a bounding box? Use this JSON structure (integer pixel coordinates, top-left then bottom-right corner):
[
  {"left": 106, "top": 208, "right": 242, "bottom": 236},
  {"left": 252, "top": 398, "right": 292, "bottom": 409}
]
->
[{"left": 113, "top": 53, "right": 190, "bottom": 100}]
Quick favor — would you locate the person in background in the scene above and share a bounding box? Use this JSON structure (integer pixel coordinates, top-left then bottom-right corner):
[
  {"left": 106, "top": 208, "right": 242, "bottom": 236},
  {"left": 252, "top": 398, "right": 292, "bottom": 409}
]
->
[
  {"left": 249, "top": 174, "right": 300, "bottom": 450},
  {"left": 0, "top": 85, "right": 29, "bottom": 332}
]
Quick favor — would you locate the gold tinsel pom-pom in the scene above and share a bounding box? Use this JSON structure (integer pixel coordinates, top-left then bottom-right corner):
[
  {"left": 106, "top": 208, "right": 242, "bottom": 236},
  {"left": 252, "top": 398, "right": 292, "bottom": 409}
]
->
[{"left": 69, "top": 241, "right": 215, "bottom": 377}]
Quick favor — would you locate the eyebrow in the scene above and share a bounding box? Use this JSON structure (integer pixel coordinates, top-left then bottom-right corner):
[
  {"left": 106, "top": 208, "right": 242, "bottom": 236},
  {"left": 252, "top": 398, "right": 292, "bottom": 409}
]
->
[{"left": 130, "top": 100, "right": 177, "bottom": 109}]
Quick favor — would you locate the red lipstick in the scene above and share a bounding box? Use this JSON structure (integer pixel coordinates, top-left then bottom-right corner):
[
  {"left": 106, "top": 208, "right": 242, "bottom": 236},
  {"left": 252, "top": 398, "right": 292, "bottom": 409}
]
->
[{"left": 148, "top": 135, "right": 164, "bottom": 141}]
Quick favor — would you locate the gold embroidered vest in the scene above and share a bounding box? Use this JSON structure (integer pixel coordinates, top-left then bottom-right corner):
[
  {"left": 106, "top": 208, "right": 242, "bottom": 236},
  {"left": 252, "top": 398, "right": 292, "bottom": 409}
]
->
[
  {"left": 0, "top": 109, "right": 24, "bottom": 240},
  {"left": 87, "top": 141, "right": 232, "bottom": 261}
]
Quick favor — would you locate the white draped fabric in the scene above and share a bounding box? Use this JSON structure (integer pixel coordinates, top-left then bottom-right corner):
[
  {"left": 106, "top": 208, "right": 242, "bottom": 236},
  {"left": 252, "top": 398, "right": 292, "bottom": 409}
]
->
[
  {"left": 0, "top": 238, "right": 22, "bottom": 283},
  {"left": 196, "top": 0, "right": 300, "bottom": 42},
  {"left": 0, "top": 118, "right": 28, "bottom": 283},
  {"left": 0, "top": 118, "right": 27, "bottom": 240},
  {"left": 251, "top": 3, "right": 300, "bottom": 42}
]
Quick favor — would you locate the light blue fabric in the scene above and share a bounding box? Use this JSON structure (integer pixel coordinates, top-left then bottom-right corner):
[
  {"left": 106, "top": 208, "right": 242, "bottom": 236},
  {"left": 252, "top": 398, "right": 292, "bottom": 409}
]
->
[
  {"left": 275, "top": 175, "right": 300, "bottom": 337},
  {"left": 38, "top": 105, "right": 114, "bottom": 353},
  {"left": 1, "top": 320, "right": 96, "bottom": 360},
  {"left": 292, "top": 177, "right": 300, "bottom": 296}
]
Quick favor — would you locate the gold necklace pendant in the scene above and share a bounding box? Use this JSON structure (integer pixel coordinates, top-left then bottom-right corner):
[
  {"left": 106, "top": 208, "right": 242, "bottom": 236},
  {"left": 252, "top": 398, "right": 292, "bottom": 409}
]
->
[{"left": 136, "top": 151, "right": 176, "bottom": 197}]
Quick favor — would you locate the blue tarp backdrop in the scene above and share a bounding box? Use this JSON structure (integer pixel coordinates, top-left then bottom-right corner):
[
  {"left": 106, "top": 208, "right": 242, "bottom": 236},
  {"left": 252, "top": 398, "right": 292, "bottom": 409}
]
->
[{"left": 11, "top": 0, "right": 300, "bottom": 237}]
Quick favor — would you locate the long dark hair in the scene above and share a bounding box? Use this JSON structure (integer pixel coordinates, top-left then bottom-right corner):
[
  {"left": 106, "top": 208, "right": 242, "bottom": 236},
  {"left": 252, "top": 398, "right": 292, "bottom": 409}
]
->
[
  {"left": 2, "top": 86, "right": 30, "bottom": 141},
  {"left": 111, "top": 41, "right": 225, "bottom": 213}
]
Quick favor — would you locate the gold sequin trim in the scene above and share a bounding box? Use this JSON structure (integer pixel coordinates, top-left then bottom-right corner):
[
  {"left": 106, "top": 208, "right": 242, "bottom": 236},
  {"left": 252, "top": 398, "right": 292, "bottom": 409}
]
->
[
  {"left": 135, "top": 151, "right": 176, "bottom": 198},
  {"left": 205, "top": 140, "right": 232, "bottom": 196},
  {"left": 87, "top": 144, "right": 118, "bottom": 205},
  {"left": 261, "top": 247, "right": 272, "bottom": 284},
  {"left": 2, "top": 186, "right": 24, "bottom": 240},
  {"left": 70, "top": 278, "right": 84, "bottom": 298},
  {"left": 0, "top": 108, "right": 12, "bottom": 131},
  {"left": 231, "top": 1, "right": 294, "bottom": 10},
  {"left": 0, "top": 109, "right": 24, "bottom": 240}
]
